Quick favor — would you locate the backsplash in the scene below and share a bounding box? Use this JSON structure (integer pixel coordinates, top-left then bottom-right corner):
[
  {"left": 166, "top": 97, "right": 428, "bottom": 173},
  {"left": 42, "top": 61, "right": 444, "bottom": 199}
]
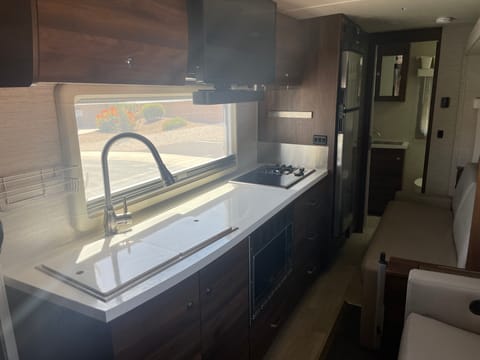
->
[{"left": 257, "top": 142, "right": 328, "bottom": 170}]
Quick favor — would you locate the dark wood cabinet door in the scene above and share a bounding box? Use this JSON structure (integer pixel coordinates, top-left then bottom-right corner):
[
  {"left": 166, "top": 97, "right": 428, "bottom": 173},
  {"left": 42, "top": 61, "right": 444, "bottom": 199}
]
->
[
  {"left": 110, "top": 274, "right": 201, "bottom": 360},
  {"left": 35, "top": 0, "right": 188, "bottom": 85},
  {"left": 275, "top": 14, "right": 309, "bottom": 85},
  {"left": 368, "top": 148, "right": 405, "bottom": 215},
  {"left": 199, "top": 240, "right": 249, "bottom": 360}
]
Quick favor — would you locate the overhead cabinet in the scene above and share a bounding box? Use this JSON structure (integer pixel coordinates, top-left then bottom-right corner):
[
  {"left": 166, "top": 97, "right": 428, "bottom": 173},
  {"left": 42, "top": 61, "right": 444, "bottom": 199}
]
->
[
  {"left": 274, "top": 13, "right": 310, "bottom": 86},
  {"left": 2, "top": 0, "right": 188, "bottom": 86}
]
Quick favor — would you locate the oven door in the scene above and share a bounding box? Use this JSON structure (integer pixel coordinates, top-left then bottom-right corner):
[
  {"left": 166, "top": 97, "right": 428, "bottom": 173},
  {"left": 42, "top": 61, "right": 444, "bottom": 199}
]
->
[{"left": 250, "top": 208, "right": 293, "bottom": 320}]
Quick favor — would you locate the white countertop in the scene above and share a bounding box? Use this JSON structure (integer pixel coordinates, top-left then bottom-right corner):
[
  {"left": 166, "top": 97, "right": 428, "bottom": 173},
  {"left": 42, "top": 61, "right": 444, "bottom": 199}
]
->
[{"left": 5, "top": 167, "right": 328, "bottom": 322}]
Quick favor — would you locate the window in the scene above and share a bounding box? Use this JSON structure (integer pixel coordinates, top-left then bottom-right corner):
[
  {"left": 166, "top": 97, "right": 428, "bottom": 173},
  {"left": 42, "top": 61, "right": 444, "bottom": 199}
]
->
[{"left": 74, "top": 95, "right": 235, "bottom": 212}]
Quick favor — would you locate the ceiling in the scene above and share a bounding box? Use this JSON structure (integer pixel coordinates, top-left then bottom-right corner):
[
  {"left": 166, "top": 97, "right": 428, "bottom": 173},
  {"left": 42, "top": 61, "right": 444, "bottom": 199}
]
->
[{"left": 274, "top": 0, "right": 480, "bottom": 32}]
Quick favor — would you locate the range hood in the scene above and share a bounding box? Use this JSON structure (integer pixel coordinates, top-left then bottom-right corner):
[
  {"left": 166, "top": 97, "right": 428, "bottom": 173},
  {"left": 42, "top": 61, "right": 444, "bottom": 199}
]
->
[{"left": 186, "top": 0, "right": 276, "bottom": 104}]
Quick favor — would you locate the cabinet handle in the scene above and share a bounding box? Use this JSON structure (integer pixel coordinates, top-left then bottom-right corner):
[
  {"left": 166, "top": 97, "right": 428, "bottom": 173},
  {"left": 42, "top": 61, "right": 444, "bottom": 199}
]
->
[
  {"left": 205, "top": 287, "right": 212, "bottom": 295},
  {"left": 125, "top": 56, "right": 134, "bottom": 68},
  {"left": 186, "top": 301, "right": 194, "bottom": 310},
  {"left": 270, "top": 322, "right": 279, "bottom": 329},
  {"left": 306, "top": 235, "right": 316, "bottom": 241},
  {"left": 306, "top": 266, "right": 316, "bottom": 275},
  {"left": 396, "top": 157, "right": 401, "bottom": 161},
  {"left": 306, "top": 201, "right": 318, "bottom": 207},
  {"left": 284, "top": 73, "right": 289, "bottom": 78}
]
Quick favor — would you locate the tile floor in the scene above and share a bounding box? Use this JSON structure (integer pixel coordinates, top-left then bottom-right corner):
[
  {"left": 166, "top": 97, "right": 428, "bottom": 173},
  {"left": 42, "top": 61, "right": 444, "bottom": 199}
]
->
[{"left": 264, "top": 216, "right": 380, "bottom": 360}]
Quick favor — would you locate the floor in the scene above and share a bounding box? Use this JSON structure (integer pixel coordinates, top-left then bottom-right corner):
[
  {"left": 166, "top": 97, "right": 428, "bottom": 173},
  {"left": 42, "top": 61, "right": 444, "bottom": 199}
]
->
[{"left": 263, "top": 216, "right": 380, "bottom": 360}]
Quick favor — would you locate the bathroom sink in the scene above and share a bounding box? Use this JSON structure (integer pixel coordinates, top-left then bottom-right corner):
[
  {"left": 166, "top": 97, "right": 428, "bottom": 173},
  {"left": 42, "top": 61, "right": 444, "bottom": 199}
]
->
[
  {"left": 372, "top": 139, "right": 409, "bottom": 149},
  {"left": 372, "top": 140, "right": 404, "bottom": 145}
]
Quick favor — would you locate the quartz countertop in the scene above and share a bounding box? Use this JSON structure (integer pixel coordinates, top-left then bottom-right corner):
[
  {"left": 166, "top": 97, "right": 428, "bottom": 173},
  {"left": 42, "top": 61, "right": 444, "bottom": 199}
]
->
[{"left": 5, "top": 167, "right": 328, "bottom": 322}]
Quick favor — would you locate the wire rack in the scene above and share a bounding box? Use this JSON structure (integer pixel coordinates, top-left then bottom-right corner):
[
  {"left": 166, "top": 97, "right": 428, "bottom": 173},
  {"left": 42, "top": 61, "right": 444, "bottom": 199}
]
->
[{"left": 0, "top": 166, "right": 80, "bottom": 212}]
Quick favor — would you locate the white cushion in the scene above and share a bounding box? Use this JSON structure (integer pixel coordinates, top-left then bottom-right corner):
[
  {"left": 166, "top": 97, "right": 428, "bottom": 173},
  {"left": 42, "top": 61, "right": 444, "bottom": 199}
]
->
[
  {"left": 452, "top": 163, "right": 477, "bottom": 215},
  {"left": 399, "top": 313, "right": 480, "bottom": 360},
  {"left": 453, "top": 184, "right": 476, "bottom": 268}
]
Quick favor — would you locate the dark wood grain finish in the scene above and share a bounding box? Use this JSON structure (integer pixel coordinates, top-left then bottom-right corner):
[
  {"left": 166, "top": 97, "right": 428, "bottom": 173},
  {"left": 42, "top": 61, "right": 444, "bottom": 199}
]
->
[
  {"left": 22, "top": 0, "right": 187, "bottom": 85},
  {"left": 110, "top": 274, "right": 201, "bottom": 360},
  {"left": 275, "top": 13, "right": 309, "bottom": 85},
  {"left": 0, "top": 0, "right": 36, "bottom": 86},
  {"left": 259, "top": 15, "right": 343, "bottom": 172},
  {"left": 199, "top": 240, "right": 249, "bottom": 360},
  {"left": 7, "top": 286, "right": 114, "bottom": 360},
  {"left": 368, "top": 148, "right": 405, "bottom": 215}
]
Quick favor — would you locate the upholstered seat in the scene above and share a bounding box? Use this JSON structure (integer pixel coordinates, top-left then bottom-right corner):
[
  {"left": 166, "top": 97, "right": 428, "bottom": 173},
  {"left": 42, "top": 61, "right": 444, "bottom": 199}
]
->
[
  {"left": 398, "top": 270, "right": 480, "bottom": 360},
  {"left": 360, "top": 163, "right": 478, "bottom": 348}
]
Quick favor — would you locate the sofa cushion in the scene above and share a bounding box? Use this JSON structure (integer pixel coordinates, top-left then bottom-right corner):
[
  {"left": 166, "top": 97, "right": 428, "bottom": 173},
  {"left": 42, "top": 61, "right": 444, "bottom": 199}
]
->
[
  {"left": 362, "top": 200, "right": 456, "bottom": 274},
  {"left": 360, "top": 200, "right": 456, "bottom": 348},
  {"left": 453, "top": 184, "right": 476, "bottom": 268},
  {"left": 452, "top": 163, "right": 477, "bottom": 215},
  {"left": 398, "top": 313, "right": 480, "bottom": 360}
]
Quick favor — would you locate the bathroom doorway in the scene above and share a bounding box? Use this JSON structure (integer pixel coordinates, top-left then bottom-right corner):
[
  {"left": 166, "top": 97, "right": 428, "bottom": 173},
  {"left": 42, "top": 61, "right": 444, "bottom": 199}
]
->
[{"left": 360, "top": 28, "right": 442, "bottom": 216}]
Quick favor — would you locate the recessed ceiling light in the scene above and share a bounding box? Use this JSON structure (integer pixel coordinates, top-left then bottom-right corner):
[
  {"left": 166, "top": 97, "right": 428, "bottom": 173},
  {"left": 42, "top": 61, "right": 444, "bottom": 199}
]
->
[{"left": 436, "top": 16, "right": 455, "bottom": 24}]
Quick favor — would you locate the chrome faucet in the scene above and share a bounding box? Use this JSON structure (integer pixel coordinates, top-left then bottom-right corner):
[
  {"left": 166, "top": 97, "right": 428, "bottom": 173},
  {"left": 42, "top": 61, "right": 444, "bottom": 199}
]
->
[{"left": 101, "top": 132, "right": 175, "bottom": 236}]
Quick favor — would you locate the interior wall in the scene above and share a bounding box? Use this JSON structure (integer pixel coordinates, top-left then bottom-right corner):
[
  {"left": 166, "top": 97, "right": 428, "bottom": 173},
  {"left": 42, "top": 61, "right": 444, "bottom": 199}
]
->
[
  {"left": 373, "top": 41, "right": 437, "bottom": 192},
  {"left": 0, "top": 85, "right": 258, "bottom": 270},
  {"left": 426, "top": 24, "right": 475, "bottom": 195},
  {"left": 0, "top": 85, "right": 76, "bottom": 269},
  {"left": 450, "top": 50, "right": 480, "bottom": 192}
]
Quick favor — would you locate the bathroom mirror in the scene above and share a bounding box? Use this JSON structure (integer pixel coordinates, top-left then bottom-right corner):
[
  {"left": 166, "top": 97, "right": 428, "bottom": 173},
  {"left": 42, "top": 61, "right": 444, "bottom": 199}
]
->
[{"left": 375, "top": 43, "right": 410, "bottom": 102}]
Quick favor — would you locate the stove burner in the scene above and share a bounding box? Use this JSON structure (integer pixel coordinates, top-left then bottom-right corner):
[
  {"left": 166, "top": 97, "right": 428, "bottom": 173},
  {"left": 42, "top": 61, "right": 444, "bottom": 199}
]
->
[
  {"left": 231, "top": 164, "right": 315, "bottom": 189},
  {"left": 263, "top": 164, "right": 296, "bottom": 176}
]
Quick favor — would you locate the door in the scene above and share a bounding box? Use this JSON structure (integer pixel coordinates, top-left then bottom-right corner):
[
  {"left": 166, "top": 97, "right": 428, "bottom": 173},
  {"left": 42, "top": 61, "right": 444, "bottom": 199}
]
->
[{"left": 335, "top": 51, "right": 363, "bottom": 238}]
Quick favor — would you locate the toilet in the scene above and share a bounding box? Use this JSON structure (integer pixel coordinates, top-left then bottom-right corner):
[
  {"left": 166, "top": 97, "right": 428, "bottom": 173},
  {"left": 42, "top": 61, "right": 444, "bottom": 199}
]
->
[{"left": 414, "top": 177, "right": 423, "bottom": 193}]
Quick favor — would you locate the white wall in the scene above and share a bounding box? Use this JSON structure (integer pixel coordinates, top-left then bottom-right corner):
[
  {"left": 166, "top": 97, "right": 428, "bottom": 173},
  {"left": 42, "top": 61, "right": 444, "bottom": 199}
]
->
[
  {"left": 426, "top": 24, "right": 478, "bottom": 195},
  {"left": 449, "top": 51, "right": 480, "bottom": 191}
]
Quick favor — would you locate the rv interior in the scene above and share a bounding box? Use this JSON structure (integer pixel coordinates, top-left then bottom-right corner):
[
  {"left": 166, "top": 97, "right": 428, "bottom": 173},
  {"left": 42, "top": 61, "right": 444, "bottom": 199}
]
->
[{"left": 1, "top": 0, "right": 480, "bottom": 359}]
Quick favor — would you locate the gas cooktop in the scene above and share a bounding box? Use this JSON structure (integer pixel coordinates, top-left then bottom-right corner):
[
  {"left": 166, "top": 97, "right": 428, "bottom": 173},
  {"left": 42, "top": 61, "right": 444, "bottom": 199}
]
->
[{"left": 231, "top": 164, "right": 315, "bottom": 189}]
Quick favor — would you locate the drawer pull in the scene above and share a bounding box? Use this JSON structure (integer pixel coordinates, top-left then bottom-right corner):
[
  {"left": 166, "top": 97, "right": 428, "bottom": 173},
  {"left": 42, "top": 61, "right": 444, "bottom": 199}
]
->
[
  {"left": 186, "top": 301, "right": 194, "bottom": 309},
  {"left": 306, "top": 266, "right": 316, "bottom": 275},
  {"left": 205, "top": 287, "right": 212, "bottom": 295},
  {"left": 396, "top": 157, "right": 401, "bottom": 161},
  {"left": 270, "top": 322, "right": 279, "bottom": 329},
  {"left": 307, "top": 201, "right": 319, "bottom": 207}
]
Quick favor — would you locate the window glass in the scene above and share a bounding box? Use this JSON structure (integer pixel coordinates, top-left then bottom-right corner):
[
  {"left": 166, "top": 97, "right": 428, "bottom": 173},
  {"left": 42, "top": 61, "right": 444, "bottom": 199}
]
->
[{"left": 74, "top": 97, "right": 233, "bottom": 202}]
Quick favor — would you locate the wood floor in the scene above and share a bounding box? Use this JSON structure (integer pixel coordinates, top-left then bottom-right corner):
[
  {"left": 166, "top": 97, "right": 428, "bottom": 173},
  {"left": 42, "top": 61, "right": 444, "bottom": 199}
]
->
[{"left": 263, "top": 217, "right": 380, "bottom": 360}]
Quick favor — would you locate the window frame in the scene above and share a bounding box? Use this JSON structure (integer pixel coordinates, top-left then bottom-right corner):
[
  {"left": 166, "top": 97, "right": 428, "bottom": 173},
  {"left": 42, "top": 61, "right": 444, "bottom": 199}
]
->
[{"left": 55, "top": 84, "right": 238, "bottom": 231}]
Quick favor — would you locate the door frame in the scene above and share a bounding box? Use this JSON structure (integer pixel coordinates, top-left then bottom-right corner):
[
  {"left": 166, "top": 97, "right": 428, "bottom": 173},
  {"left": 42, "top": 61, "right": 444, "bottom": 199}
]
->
[{"left": 357, "top": 27, "right": 442, "bottom": 229}]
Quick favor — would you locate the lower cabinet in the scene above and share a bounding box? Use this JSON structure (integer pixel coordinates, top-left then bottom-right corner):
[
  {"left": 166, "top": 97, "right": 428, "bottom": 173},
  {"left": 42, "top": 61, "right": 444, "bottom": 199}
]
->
[
  {"left": 368, "top": 148, "right": 405, "bottom": 215},
  {"left": 8, "top": 240, "right": 250, "bottom": 360},
  {"left": 8, "top": 181, "right": 330, "bottom": 360},
  {"left": 110, "top": 274, "right": 202, "bottom": 360},
  {"left": 199, "top": 240, "right": 249, "bottom": 360}
]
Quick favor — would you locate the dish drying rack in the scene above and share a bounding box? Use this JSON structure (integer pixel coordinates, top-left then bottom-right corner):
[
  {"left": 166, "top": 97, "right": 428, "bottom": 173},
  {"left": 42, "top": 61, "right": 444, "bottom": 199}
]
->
[{"left": 0, "top": 166, "right": 80, "bottom": 211}]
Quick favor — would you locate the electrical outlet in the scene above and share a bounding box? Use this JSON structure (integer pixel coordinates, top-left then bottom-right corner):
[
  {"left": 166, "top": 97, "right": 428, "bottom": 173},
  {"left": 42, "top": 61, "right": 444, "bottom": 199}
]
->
[{"left": 313, "top": 135, "right": 327, "bottom": 145}]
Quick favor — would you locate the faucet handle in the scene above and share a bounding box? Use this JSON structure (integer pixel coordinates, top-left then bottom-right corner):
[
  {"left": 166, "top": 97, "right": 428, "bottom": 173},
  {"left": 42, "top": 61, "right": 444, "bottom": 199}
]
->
[{"left": 116, "top": 197, "right": 133, "bottom": 226}]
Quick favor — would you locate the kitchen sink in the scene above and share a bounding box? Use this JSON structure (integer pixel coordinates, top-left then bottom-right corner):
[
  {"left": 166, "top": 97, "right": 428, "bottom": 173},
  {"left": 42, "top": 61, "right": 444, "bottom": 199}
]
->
[{"left": 38, "top": 218, "right": 237, "bottom": 301}]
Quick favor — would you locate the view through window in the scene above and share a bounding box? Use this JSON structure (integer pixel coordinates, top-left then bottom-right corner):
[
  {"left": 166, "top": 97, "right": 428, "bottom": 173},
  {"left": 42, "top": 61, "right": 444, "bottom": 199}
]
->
[{"left": 74, "top": 97, "right": 233, "bottom": 202}]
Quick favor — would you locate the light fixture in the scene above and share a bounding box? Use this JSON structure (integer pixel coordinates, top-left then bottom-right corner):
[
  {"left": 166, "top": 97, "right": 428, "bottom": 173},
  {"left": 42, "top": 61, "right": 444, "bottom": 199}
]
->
[{"left": 436, "top": 16, "right": 455, "bottom": 24}]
